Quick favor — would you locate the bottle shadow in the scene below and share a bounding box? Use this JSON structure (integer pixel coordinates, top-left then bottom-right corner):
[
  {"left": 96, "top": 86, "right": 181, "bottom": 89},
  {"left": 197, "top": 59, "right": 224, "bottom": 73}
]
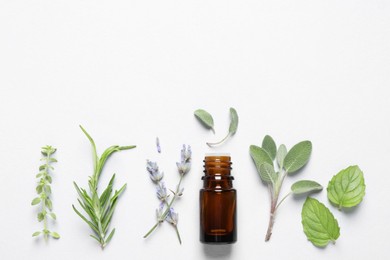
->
[{"left": 202, "top": 243, "right": 233, "bottom": 258}]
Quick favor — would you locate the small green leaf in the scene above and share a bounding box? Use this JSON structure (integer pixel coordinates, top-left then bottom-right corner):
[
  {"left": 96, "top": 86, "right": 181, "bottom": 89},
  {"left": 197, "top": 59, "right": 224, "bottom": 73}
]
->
[
  {"left": 262, "top": 135, "right": 277, "bottom": 160},
  {"left": 194, "top": 109, "right": 215, "bottom": 132},
  {"left": 105, "top": 228, "right": 116, "bottom": 245},
  {"left": 46, "top": 175, "right": 52, "bottom": 183},
  {"left": 39, "top": 165, "right": 47, "bottom": 171},
  {"left": 327, "top": 165, "right": 366, "bottom": 210},
  {"left": 32, "top": 231, "right": 41, "bottom": 237},
  {"left": 259, "top": 163, "right": 277, "bottom": 185},
  {"left": 37, "top": 212, "right": 45, "bottom": 222},
  {"left": 302, "top": 197, "right": 340, "bottom": 247},
  {"left": 284, "top": 141, "right": 312, "bottom": 173},
  {"left": 36, "top": 185, "right": 43, "bottom": 194},
  {"left": 50, "top": 232, "right": 60, "bottom": 239},
  {"left": 291, "top": 180, "right": 323, "bottom": 195},
  {"left": 44, "top": 185, "right": 52, "bottom": 194},
  {"left": 228, "top": 107, "right": 238, "bottom": 135},
  {"left": 250, "top": 145, "right": 273, "bottom": 175},
  {"left": 31, "top": 197, "right": 41, "bottom": 205},
  {"left": 46, "top": 199, "right": 53, "bottom": 210},
  {"left": 276, "top": 144, "right": 287, "bottom": 169},
  {"left": 49, "top": 213, "right": 57, "bottom": 220},
  {"left": 49, "top": 158, "right": 57, "bottom": 163}
]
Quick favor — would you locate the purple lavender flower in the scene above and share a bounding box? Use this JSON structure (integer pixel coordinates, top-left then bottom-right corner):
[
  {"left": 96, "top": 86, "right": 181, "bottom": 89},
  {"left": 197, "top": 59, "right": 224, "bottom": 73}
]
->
[
  {"left": 146, "top": 160, "right": 163, "bottom": 182},
  {"left": 156, "top": 182, "right": 168, "bottom": 201},
  {"left": 177, "top": 145, "right": 192, "bottom": 175},
  {"left": 166, "top": 208, "right": 178, "bottom": 226},
  {"left": 156, "top": 137, "right": 161, "bottom": 153}
]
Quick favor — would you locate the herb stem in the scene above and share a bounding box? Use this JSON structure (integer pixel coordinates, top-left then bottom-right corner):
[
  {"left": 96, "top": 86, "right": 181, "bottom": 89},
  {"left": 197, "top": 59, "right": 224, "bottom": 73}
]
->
[
  {"left": 144, "top": 174, "right": 184, "bottom": 239},
  {"left": 206, "top": 132, "right": 230, "bottom": 147},
  {"left": 276, "top": 191, "right": 292, "bottom": 210}
]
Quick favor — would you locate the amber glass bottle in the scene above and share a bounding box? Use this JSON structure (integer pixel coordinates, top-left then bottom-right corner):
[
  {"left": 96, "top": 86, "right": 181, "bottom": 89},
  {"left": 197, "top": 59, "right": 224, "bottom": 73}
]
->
[{"left": 200, "top": 155, "right": 237, "bottom": 244}]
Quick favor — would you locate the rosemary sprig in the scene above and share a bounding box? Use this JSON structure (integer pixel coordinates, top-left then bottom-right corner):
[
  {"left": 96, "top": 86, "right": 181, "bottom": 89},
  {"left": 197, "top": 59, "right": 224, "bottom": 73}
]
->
[
  {"left": 72, "top": 125, "right": 136, "bottom": 249},
  {"left": 32, "top": 145, "right": 60, "bottom": 240}
]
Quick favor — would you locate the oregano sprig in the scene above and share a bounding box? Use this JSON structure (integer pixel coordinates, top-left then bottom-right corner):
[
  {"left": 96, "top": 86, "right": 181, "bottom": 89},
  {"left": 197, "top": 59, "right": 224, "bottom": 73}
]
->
[
  {"left": 72, "top": 125, "right": 136, "bottom": 249},
  {"left": 32, "top": 145, "right": 60, "bottom": 240},
  {"left": 250, "top": 135, "right": 321, "bottom": 241}
]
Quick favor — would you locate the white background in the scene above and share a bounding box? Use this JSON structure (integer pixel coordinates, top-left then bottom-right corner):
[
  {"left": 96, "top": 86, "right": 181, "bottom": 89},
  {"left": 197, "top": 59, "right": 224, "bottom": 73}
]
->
[{"left": 0, "top": 0, "right": 389, "bottom": 259}]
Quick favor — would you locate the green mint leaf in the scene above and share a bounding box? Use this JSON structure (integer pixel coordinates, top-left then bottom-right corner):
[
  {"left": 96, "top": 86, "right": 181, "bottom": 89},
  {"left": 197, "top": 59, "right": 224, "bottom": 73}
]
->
[
  {"left": 302, "top": 197, "right": 340, "bottom": 247},
  {"left": 259, "top": 163, "right": 277, "bottom": 185},
  {"left": 228, "top": 107, "right": 239, "bottom": 135},
  {"left": 276, "top": 144, "right": 287, "bottom": 169},
  {"left": 291, "top": 180, "right": 323, "bottom": 195},
  {"left": 327, "top": 165, "right": 366, "bottom": 210},
  {"left": 250, "top": 145, "right": 273, "bottom": 175},
  {"left": 284, "top": 141, "right": 312, "bottom": 173},
  {"left": 194, "top": 109, "right": 215, "bottom": 132},
  {"left": 262, "top": 135, "right": 277, "bottom": 160},
  {"left": 31, "top": 197, "right": 41, "bottom": 205}
]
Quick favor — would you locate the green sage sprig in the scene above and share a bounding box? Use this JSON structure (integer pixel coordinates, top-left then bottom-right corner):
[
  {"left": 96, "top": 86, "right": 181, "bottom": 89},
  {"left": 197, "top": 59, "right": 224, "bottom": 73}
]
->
[
  {"left": 32, "top": 145, "right": 60, "bottom": 240},
  {"left": 250, "top": 135, "right": 321, "bottom": 241},
  {"left": 72, "top": 125, "right": 136, "bottom": 249}
]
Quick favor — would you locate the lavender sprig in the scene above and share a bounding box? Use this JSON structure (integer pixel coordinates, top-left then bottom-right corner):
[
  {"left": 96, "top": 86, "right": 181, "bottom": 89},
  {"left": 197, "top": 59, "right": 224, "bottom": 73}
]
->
[{"left": 144, "top": 145, "right": 191, "bottom": 244}]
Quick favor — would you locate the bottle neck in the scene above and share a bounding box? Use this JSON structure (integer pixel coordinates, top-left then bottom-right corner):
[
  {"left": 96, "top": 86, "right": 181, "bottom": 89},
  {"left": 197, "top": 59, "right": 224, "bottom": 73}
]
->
[{"left": 202, "top": 155, "right": 233, "bottom": 189}]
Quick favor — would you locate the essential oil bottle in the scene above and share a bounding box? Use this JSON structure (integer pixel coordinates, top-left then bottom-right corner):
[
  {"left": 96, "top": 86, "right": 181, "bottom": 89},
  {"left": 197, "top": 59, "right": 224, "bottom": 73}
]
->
[{"left": 200, "top": 154, "right": 237, "bottom": 244}]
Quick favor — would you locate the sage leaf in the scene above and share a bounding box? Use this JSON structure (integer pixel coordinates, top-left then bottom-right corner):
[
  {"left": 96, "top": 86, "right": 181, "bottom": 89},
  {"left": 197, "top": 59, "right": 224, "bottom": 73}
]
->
[
  {"left": 291, "top": 180, "right": 323, "bottom": 195},
  {"left": 250, "top": 145, "right": 273, "bottom": 174},
  {"left": 276, "top": 144, "right": 287, "bottom": 169},
  {"left": 327, "top": 165, "right": 366, "bottom": 210},
  {"left": 194, "top": 109, "right": 215, "bottom": 132},
  {"left": 228, "top": 107, "right": 239, "bottom": 135},
  {"left": 259, "top": 163, "right": 277, "bottom": 185},
  {"left": 206, "top": 108, "right": 239, "bottom": 146},
  {"left": 262, "top": 135, "right": 277, "bottom": 160},
  {"left": 302, "top": 197, "right": 340, "bottom": 247},
  {"left": 284, "top": 141, "right": 312, "bottom": 173}
]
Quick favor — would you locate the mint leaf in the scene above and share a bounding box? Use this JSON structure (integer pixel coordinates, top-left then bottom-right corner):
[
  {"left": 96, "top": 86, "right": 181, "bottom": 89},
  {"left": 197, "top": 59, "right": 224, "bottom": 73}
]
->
[
  {"left": 327, "top": 165, "right": 366, "bottom": 210},
  {"left": 262, "top": 135, "right": 277, "bottom": 160},
  {"left": 259, "top": 163, "right": 277, "bottom": 185},
  {"left": 276, "top": 144, "right": 287, "bottom": 169},
  {"left": 250, "top": 145, "right": 273, "bottom": 175},
  {"left": 194, "top": 109, "right": 215, "bottom": 132},
  {"left": 284, "top": 141, "right": 312, "bottom": 173},
  {"left": 291, "top": 180, "right": 323, "bottom": 195},
  {"left": 302, "top": 197, "right": 340, "bottom": 247}
]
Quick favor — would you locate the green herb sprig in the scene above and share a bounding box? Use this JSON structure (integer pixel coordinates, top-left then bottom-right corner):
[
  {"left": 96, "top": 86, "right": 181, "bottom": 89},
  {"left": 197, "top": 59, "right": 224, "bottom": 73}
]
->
[
  {"left": 250, "top": 135, "right": 322, "bottom": 241},
  {"left": 32, "top": 145, "right": 60, "bottom": 240},
  {"left": 72, "top": 125, "right": 136, "bottom": 249}
]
